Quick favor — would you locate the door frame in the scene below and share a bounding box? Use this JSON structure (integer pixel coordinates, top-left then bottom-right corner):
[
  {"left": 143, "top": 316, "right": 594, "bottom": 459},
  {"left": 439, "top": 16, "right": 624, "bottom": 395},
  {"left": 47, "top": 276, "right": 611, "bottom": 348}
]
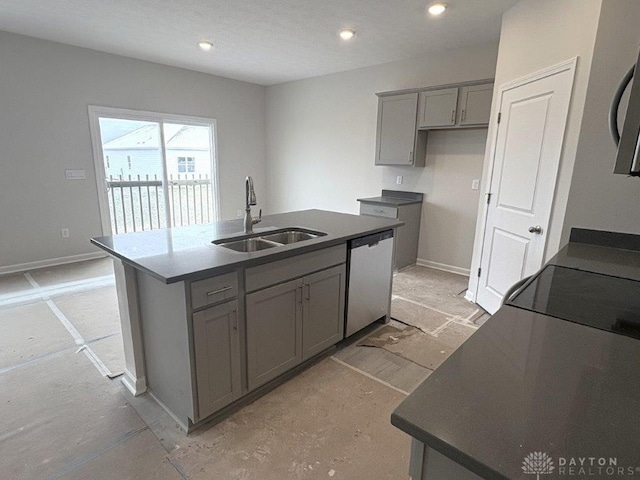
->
[
  {"left": 467, "top": 57, "right": 577, "bottom": 304},
  {"left": 87, "top": 105, "right": 221, "bottom": 236}
]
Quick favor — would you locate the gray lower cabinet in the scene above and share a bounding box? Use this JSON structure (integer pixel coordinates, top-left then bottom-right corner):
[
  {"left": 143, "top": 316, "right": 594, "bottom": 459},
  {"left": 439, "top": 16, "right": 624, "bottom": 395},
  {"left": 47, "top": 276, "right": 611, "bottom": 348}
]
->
[
  {"left": 192, "top": 300, "right": 242, "bottom": 419},
  {"left": 409, "top": 439, "right": 482, "bottom": 479},
  {"left": 302, "top": 265, "right": 346, "bottom": 360},
  {"left": 246, "top": 264, "right": 346, "bottom": 391},
  {"left": 359, "top": 201, "right": 422, "bottom": 270},
  {"left": 136, "top": 245, "right": 348, "bottom": 429},
  {"left": 246, "top": 278, "right": 303, "bottom": 391}
]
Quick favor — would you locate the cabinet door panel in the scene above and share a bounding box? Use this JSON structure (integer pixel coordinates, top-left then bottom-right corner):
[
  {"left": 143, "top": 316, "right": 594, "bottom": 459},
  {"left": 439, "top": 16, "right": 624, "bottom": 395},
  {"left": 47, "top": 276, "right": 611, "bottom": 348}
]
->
[
  {"left": 302, "top": 265, "right": 346, "bottom": 360},
  {"left": 459, "top": 83, "right": 493, "bottom": 126},
  {"left": 246, "top": 279, "right": 303, "bottom": 391},
  {"left": 418, "top": 88, "right": 458, "bottom": 128},
  {"left": 193, "top": 300, "right": 241, "bottom": 420},
  {"left": 375, "top": 93, "right": 418, "bottom": 165}
]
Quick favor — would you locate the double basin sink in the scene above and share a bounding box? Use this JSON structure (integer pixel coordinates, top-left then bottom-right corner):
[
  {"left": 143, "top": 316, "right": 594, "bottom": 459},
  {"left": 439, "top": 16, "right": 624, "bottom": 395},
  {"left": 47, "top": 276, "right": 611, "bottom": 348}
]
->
[{"left": 213, "top": 227, "right": 326, "bottom": 252}]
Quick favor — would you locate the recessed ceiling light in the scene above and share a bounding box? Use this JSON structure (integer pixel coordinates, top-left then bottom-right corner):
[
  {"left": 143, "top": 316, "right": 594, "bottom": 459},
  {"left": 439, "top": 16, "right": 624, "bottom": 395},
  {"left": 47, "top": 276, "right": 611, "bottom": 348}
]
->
[
  {"left": 339, "top": 29, "right": 356, "bottom": 40},
  {"left": 427, "top": 2, "right": 447, "bottom": 16},
  {"left": 197, "top": 40, "right": 214, "bottom": 51}
]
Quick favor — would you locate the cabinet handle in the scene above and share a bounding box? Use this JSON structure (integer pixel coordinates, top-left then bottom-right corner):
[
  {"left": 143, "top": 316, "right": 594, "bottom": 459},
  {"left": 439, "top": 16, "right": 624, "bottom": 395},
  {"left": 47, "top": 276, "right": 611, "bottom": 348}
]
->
[
  {"left": 206, "top": 285, "right": 232, "bottom": 296},
  {"left": 297, "top": 286, "right": 303, "bottom": 304},
  {"left": 451, "top": 110, "right": 456, "bottom": 123},
  {"left": 304, "top": 283, "right": 311, "bottom": 302},
  {"left": 232, "top": 310, "right": 238, "bottom": 331},
  {"left": 461, "top": 109, "right": 466, "bottom": 122}
]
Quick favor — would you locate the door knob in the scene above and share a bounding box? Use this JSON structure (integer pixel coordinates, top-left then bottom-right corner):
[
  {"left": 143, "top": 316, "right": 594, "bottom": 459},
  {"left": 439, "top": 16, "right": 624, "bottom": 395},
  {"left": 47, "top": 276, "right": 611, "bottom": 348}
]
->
[{"left": 528, "top": 225, "right": 543, "bottom": 234}]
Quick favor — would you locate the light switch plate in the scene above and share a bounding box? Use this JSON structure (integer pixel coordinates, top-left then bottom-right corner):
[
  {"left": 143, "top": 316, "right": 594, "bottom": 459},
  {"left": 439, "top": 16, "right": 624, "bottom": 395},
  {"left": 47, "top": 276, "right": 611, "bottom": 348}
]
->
[
  {"left": 65, "top": 169, "right": 86, "bottom": 180},
  {"left": 471, "top": 179, "right": 480, "bottom": 190},
  {"left": 396, "top": 176, "right": 403, "bottom": 185}
]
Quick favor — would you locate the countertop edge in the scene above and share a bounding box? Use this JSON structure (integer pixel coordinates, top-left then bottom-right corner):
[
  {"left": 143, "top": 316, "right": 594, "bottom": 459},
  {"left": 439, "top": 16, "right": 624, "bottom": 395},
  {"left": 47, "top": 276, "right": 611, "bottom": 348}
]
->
[
  {"left": 357, "top": 197, "right": 423, "bottom": 206},
  {"left": 91, "top": 220, "right": 402, "bottom": 284},
  {"left": 390, "top": 412, "right": 509, "bottom": 480}
]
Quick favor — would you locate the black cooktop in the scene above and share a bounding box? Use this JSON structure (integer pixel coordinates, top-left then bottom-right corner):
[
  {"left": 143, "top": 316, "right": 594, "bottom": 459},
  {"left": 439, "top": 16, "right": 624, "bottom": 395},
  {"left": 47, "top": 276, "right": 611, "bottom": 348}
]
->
[{"left": 508, "top": 264, "right": 640, "bottom": 340}]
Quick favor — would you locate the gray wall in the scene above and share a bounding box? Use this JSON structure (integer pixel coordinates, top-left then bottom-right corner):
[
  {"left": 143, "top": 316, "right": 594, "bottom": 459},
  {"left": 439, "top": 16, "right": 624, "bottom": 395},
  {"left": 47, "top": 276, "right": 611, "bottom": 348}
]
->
[
  {"left": 467, "top": 0, "right": 603, "bottom": 297},
  {"left": 562, "top": 0, "right": 640, "bottom": 240},
  {"left": 0, "top": 31, "right": 266, "bottom": 269},
  {"left": 266, "top": 43, "right": 498, "bottom": 273}
]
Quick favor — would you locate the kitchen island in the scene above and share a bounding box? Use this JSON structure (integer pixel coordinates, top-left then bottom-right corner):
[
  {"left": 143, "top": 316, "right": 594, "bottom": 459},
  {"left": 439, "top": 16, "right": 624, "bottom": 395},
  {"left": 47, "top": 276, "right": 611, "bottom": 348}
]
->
[
  {"left": 391, "top": 228, "right": 640, "bottom": 479},
  {"left": 92, "top": 209, "right": 401, "bottom": 431}
]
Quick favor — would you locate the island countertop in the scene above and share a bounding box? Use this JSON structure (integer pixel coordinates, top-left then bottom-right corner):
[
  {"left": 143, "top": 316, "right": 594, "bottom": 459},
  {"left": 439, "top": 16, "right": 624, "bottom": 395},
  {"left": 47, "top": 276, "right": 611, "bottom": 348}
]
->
[
  {"left": 391, "top": 229, "right": 640, "bottom": 479},
  {"left": 91, "top": 209, "right": 402, "bottom": 283}
]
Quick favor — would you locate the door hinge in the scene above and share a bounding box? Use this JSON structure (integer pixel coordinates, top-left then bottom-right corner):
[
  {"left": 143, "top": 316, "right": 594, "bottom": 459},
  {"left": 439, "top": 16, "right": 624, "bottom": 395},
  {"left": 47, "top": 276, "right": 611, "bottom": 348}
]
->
[
  {"left": 486, "top": 193, "right": 492, "bottom": 205},
  {"left": 477, "top": 268, "right": 482, "bottom": 278},
  {"left": 497, "top": 112, "right": 501, "bottom": 124}
]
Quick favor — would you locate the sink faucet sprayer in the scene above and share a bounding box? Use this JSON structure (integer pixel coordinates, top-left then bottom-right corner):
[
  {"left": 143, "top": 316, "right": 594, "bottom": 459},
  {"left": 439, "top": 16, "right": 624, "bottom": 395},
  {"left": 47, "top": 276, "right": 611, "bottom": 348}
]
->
[{"left": 244, "top": 176, "right": 262, "bottom": 233}]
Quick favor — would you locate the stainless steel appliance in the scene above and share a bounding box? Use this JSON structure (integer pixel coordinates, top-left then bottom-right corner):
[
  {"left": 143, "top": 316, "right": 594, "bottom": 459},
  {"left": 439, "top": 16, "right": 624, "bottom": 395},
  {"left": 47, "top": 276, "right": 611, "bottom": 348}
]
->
[
  {"left": 612, "top": 48, "right": 640, "bottom": 174},
  {"left": 345, "top": 230, "right": 394, "bottom": 337}
]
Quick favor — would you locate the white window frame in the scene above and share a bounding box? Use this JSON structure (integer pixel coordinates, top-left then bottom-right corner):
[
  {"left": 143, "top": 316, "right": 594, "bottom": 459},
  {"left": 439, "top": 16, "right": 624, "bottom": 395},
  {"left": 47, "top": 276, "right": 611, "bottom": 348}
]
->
[{"left": 88, "top": 105, "right": 221, "bottom": 235}]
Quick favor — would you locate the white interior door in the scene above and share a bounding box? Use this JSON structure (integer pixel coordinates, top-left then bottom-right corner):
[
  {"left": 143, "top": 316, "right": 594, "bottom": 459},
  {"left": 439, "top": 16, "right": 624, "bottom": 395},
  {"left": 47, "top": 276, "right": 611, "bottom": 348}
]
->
[{"left": 476, "top": 62, "right": 575, "bottom": 314}]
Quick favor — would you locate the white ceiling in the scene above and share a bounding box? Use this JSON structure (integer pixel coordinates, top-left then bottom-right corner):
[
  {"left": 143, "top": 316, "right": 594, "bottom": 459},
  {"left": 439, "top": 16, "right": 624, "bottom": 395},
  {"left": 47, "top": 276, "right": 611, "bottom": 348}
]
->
[{"left": 0, "top": 0, "right": 519, "bottom": 86}]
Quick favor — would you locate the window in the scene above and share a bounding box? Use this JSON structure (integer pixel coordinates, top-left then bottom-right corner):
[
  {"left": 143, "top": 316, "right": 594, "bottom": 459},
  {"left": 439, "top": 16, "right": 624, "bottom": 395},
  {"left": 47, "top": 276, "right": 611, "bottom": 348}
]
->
[
  {"left": 89, "top": 106, "right": 219, "bottom": 235},
  {"left": 178, "top": 156, "right": 195, "bottom": 173}
]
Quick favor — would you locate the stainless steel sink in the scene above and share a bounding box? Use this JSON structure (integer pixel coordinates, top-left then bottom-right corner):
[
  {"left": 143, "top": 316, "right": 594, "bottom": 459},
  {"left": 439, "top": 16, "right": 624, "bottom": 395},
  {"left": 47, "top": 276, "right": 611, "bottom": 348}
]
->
[
  {"left": 215, "top": 237, "right": 280, "bottom": 252},
  {"left": 213, "top": 228, "right": 326, "bottom": 252},
  {"left": 260, "top": 230, "right": 320, "bottom": 244}
]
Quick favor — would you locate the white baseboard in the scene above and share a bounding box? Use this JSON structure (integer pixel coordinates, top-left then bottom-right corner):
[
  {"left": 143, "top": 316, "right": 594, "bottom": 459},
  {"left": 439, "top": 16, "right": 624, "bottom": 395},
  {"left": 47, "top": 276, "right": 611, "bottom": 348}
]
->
[
  {"left": 416, "top": 258, "right": 470, "bottom": 277},
  {"left": 121, "top": 367, "right": 147, "bottom": 397},
  {"left": 0, "top": 251, "right": 108, "bottom": 276}
]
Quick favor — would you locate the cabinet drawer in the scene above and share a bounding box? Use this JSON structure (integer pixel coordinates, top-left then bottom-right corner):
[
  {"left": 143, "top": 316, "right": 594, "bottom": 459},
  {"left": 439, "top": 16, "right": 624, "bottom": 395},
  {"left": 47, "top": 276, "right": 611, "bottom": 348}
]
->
[
  {"left": 245, "top": 245, "right": 347, "bottom": 293},
  {"left": 191, "top": 272, "right": 238, "bottom": 310},
  {"left": 359, "top": 203, "right": 398, "bottom": 219}
]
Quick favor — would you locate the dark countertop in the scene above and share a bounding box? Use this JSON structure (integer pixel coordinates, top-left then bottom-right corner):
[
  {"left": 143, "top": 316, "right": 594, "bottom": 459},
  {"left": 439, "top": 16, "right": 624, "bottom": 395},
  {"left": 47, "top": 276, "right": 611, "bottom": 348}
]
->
[
  {"left": 391, "top": 230, "right": 640, "bottom": 478},
  {"left": 91, "top": 209, "right": 402, "bottom": 284},
  {"left": 357, "top": 189, "right": 424, "bottom": 206}
]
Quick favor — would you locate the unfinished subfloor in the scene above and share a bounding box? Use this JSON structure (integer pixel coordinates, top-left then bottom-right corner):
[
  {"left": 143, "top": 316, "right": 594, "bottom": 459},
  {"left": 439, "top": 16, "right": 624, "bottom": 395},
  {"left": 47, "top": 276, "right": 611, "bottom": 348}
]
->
[{"left": 0, "top": 258, "right": 483, "bottom": 479}]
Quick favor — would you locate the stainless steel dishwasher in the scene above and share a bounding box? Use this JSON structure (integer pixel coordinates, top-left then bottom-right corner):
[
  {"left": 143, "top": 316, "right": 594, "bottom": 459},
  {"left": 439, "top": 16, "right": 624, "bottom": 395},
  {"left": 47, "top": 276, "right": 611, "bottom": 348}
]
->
[{"left": 346, "top": 229, "right": 394, "bottom": 337}]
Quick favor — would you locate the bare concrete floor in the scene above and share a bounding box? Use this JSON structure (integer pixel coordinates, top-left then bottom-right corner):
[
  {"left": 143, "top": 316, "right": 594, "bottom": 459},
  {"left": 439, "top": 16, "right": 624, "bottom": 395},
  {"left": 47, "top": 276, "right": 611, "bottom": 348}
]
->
[{"left": 0, "top": 260, "right": 481, "bottom": 479}]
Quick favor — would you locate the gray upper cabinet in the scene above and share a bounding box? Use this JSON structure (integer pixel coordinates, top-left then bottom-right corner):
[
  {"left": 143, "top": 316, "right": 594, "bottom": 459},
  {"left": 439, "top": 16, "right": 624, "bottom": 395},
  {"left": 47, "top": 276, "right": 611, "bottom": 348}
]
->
[
  {"left": 458, "top": 83, "right": 494, "bottom": 126},
  {"left": 375, "top": 93, "right": 426, "bottom": 167},
  {"left": 375, "top": 80, "right": 493, "bottom": 168},
  {"left": 418, "top": 88, "right": 459, "bottom": 128},
  {"left": 193, "top": 300, "right": 242, "bottom": 419}
]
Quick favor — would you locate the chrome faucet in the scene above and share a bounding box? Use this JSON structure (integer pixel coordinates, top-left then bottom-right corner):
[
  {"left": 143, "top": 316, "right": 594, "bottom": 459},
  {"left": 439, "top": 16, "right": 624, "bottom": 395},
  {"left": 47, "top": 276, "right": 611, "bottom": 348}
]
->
[{"left": 244, "top": 176, "right": 262, "bottom": 233}]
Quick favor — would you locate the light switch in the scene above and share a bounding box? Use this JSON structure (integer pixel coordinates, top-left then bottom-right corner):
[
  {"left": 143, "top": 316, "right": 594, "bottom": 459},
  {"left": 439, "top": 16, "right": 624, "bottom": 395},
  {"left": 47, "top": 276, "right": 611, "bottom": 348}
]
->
[
  {"left": 65, "top": 169, "right": 86, "bottom": 180},
  {"left": 471, "top": 179, "right": 480, "bottom": 190},
  {"left": 396, "top": 176, "right": 403, "bottom": 185}
]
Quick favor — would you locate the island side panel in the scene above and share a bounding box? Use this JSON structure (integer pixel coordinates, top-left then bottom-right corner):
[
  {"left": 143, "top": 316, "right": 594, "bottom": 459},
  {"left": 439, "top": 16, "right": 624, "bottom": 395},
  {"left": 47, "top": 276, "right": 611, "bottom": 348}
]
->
[
  {"left": 113, "top": 259, "right": 147, "bottom": 395},
  {"left": 410, "top": 440, "right": 484, "bottom": 480},
  {"left": 137, "top": 271, "right": 195, "bottom": 429}
]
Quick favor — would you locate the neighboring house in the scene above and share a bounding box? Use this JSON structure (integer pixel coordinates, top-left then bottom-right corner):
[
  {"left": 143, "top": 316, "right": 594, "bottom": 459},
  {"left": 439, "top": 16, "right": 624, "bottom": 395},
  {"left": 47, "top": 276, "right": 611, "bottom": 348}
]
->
[{"left": 102, "top": 124, "right": 212, "bottom": 179}]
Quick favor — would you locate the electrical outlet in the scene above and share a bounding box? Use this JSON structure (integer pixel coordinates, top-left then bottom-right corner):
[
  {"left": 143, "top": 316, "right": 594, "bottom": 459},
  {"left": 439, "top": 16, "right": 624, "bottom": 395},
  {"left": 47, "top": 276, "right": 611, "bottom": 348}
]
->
[
  {"left": 471, "top": 179, "right": 480, "bottom": 190},
  {"left": 237, "top": 209, "right": 244, "bottom": 218},
  {"left": 61, "top": 228, "right": 70, "bottom": 238},
  {"left": 396, "top": 176, "right": 403, "bottom": 185}
]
